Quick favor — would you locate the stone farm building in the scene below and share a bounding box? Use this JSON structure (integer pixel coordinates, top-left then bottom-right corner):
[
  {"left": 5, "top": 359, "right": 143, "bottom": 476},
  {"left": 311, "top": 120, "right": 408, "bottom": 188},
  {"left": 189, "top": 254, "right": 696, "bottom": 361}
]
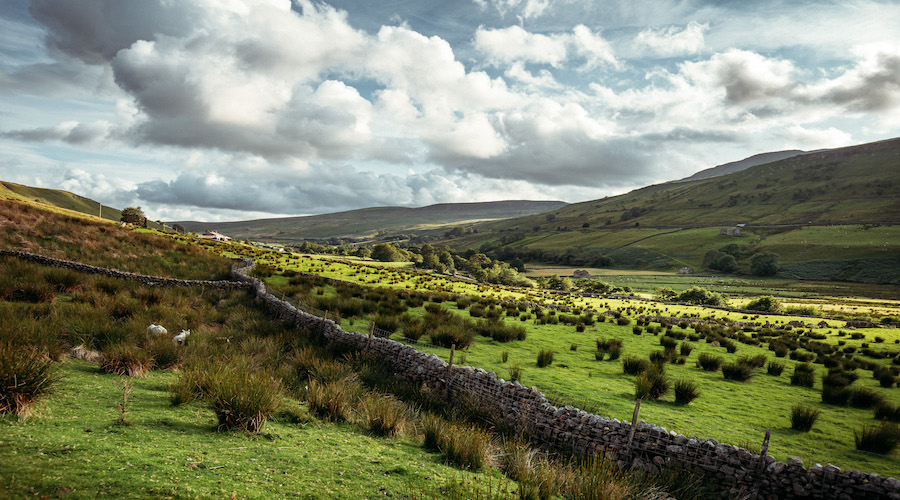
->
[{"left": 199, "top": 231, "right": 232, "bottom": 242}]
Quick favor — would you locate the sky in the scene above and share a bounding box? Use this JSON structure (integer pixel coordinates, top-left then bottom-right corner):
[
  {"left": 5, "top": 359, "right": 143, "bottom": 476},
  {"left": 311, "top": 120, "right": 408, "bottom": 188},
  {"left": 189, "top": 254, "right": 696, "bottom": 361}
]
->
[{"left": 1, "top": 0, "right": 899, "bottom": 222}]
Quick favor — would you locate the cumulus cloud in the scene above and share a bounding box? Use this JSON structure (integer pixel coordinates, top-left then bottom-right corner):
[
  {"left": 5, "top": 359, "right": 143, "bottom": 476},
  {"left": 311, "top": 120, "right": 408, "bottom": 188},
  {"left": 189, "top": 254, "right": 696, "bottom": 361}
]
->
[
  {"left": 679, "top": 49, "right": 796, "bottom": 105},
  {"left": 474, "top": 25, "right": 616, "bottom": 69},
  {"left": 807, "top": 43, "right": 900, "bottom": 113},
  {"left": 635, "top": 21, "right": 708, "bottom": 57}
]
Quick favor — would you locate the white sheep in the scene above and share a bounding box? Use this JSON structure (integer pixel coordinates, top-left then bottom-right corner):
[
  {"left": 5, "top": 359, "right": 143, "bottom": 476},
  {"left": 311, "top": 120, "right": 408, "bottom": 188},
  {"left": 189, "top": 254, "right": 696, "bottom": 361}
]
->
[
  {"left": 147, "top": 323, "right": 168, "bottom": 335},
  {"left": 172, "top": 329, "right": 190, "bottom": 345}
]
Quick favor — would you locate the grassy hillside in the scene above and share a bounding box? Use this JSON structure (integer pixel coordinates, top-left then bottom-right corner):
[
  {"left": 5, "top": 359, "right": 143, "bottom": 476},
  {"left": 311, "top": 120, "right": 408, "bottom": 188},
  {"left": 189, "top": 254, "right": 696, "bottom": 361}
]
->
[
  {"left": 174, "top": 200, "right": 567, "bottom": 243},
  {"left": 0, "top": 181, "right": 170, "bottom": 231},
  {"left": 445, "top": 138, "right": 900, "bottom": 280}
]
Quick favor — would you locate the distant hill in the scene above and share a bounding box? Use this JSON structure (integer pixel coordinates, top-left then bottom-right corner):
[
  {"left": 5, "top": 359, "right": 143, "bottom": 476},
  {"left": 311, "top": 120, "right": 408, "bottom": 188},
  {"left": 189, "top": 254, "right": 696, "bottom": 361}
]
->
[
  {"left": 174, "top": 200, "right": 568, "bottom": 243},
  {"left": 682, "top": 150, "right": 807, "bottom": 181},
  {"left": 443, "top": 138, "right": 900, "bottom": 281}
]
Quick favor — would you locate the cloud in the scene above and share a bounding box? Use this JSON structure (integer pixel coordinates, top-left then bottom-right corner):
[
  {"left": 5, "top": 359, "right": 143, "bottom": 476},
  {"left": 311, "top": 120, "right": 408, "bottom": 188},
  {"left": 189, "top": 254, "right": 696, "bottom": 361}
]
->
[
  {"left": 807, "top": 43, "right": 900, "bottom": 113},
  {"left": 634, "top": 21, "right": 708, "bottom": 57},
  {"left": 472, "top": 0, "right": 554, "bottom": 20},
  {"left": 474, "top": 24, "right": 616, "bottom": 69},
  {"left": 2, "top": 121, "right": 111, "bottom": 145},
  {"left": 474, "top": 25, "right": 568, "bottom": 67},
  {"left": 679, "top": 49, "right": 796, "bottom": 105}
]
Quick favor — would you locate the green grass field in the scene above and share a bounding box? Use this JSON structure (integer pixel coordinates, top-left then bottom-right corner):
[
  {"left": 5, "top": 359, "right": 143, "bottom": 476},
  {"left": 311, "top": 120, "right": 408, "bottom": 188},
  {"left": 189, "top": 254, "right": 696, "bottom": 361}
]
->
[
  {"left": 0, "top": 360, "right": 499, "bottom": 499},
  {"left": 237, "top": 247, "right": 900, "bottom": 478}
]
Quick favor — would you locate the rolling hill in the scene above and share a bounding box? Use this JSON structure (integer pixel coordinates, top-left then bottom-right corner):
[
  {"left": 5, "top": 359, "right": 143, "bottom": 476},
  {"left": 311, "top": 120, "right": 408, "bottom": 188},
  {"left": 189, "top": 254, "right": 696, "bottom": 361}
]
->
[
  {"left": 440, "top": 138, "right": 900, "bottom": 282},
  {"left": 173, "top": 200, "right": 567, "bottom": 243}
]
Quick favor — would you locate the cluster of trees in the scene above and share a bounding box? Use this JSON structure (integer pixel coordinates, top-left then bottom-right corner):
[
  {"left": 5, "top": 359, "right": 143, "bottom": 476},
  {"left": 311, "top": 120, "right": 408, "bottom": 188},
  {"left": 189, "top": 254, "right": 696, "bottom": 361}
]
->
[
  {"left": 703, "top": 243, "right": 780, "bottom": 276},
  {"left": 363, "top": 243, "right": 532, "bottom": 287},
  {"left": 654, "top": 286, "right": 725, "bottom": 306}
]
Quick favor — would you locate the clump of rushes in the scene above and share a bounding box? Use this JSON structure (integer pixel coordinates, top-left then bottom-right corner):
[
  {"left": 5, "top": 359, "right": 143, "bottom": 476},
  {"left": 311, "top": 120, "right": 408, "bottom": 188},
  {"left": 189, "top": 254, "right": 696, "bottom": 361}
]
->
[
  {"left": 847, "top": 387, "right": 886, "bottom": 410},
  {"left": 305, "top": 376, "right": 362, "bottom": 422},
  {"left": 679, "top": 342, "right": 694, "bottom": 356},
  {"left": 0, "top": 343, "right": 59, "bottom": 416},
  {"left": 854, "top": 422, "right": 900, "bottom": 454},
  {"left": 100, "top": 343, "right": 154, "bottom": 377},
  {"left": 674, "top": 379, "right": 700, "bottom": 405},
  {"left": 722, "top": 361, "right": 754, "bottom": 382},
  {"left": 874, "top": 403, "right": 900, "bottom": 422},
  {"left": 790, "top": 404, "right": 820, "bottom": 432},
  {"left": 766, "top": 361, "right": 785, "bottom": 376},
  {"left": 622, "top": 355, "right": 649, "bottom": 376},
  {"left": 536, "top": 349, "right": 554, "bottom": 368},
  {"left": 358, "top": 392, "right": 408, "bottom": 437},
  {"left": 508, "top": 364, "right": 522, "bottom": 382},
  {"left": 424, "top": 414, "right": 492, "bottom": 471},
  {"left": 209, "top": 366, "right": 283, "bottom": 433},
  {"left": 635, "top": 364, "right": 669, "bottom": 400},
  {"left": 790, "top": 363, "right": 816, "bottom": 388},
  {"left": 696, "top": 353, "right": 724, "bottom": 372}
]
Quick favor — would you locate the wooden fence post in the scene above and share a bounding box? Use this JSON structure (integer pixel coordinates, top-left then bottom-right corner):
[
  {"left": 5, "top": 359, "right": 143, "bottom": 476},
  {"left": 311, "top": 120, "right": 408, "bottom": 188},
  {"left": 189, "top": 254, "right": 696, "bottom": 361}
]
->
[
  {"left": 759, "top": 428, "right": 771, "bottom": 471},
  {"left": 367, "top": 321, "right": 374, "bottom": 348},
  {"left": 627, "top": 399, "right": 642, "bottom": 453},
  {"left": 447, "top": 344, "right": 455, "bottom": 379}
]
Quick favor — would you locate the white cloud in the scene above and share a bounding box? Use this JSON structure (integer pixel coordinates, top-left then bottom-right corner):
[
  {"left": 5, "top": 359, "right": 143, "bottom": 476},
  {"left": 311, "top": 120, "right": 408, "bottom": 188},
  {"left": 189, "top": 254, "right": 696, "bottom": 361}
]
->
[
  {"left": 678, "top": 49, "right": 796, "bottom": 105},
  {"left": 634, "top": 21, "right": 708, "bottom": 57},
  {"left": 472, "top": 0, "right": 554, "bottom": 20},
  {"left": 474, "top": 24, "right": 616, "bottom": 69},
  {"left": 781, "top": 126, "right": 854, "bottom": 150}
]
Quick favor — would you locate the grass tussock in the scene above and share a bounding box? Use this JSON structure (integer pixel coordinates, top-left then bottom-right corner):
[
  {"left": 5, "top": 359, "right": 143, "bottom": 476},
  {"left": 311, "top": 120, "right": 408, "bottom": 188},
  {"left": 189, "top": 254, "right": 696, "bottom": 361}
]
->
[
  {"left": 209, "top": 366, "right": 283, "bottom": 433},
  {"left": 0, "top": 343, "right": 59, "bottom": 416},
  {"left": 790, "top": 404, "right": 821, "bottom": 432},
  {"left": 696, "top": 353, "right": 723, "bottom": 372},
  {"left": 854, "top": 422, "right": 900, "bottom": 455},
  {"left": 424, "top": 414, "right": 492, "bottom": 471},
  {"left": 100, "top": 343, "right": 154, "bottom": 377},
  {"left": 674, "top": 379, "right": 700, "bottom": 405},
  {"left": 358, "top": 392, "right": 408, "bottom": 437},
  {"left": 536, "top": 349, "right": 555, "bottom": 368}
]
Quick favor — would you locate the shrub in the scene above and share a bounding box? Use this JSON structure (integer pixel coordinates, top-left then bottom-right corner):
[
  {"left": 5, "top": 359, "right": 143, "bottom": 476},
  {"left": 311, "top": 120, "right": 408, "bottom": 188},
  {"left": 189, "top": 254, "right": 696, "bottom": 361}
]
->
[
  {"left": 0, "top": 344, "right": 58, "bottom": 416},
  {"left": 674, "top": 379, "right": 700, "bottom": 405},
  {"left": 848, "top": 387, "right": 886, "bottom": 409},
  {"left": 617, "top": 317, "right": 631, "bottom": 326},
  {"left": 101, "top": 343, "right": 154, "bottom": 377},
  {"left": 622, "top": 356, "right": 649, "bottom": 376},
  {"left": 767, "top": 361, "right": 785, "bottom": 376},
  {"left": 722, "top": 362, "right": 754, "bottom": 382},
  {"left": 358, "top": 392, "right": 407, "bottom": 437},
  {"left": 536, "top": 349, "right": 555, "bottom": 368},
  {"left": 745, "top": 295, "right": 782, "bottom": 313},
  {"left": 697, "top": 353, "right": 724, "bottom": 372},
  {"left": 854, "top": 422, "right": 900, "bottom": 454},
  {"left": 790, "top": 405, "right": 820, "bottom": 432},
  {"left": 210, "top": 367, "right": 283, "bottom": 433}
]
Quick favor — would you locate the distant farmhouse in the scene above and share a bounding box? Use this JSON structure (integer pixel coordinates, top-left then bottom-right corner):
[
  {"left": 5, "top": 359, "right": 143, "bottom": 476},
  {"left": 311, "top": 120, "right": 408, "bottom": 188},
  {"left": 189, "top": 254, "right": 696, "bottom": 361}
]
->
[
  {"left": 120, "top": 213, "right": 147, "bottom": 228},
  {"left": 678, "top": 267, "right": 694, "bottom": 274},
  {"left": 720, "top": 224, "right": 743, "bottom": 236},
  {"left": 256, "top": 243, "right": 284, "bottom": 252},
  {"left": 199, "top": 230, "right": 232, "bottom": 242},
  {"left": 573, "top": 270, "right": 592, "bottom": 279}
]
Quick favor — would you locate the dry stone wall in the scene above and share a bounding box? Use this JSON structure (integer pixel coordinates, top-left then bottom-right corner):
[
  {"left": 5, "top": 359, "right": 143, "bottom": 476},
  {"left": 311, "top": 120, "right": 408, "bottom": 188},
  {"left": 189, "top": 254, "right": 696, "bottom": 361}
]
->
[
  {"left": 0, "top": 250, "right": 250, "bottom": 290},
  {"left": 232, "top": 259, "right": 899, "bottom": 500}
]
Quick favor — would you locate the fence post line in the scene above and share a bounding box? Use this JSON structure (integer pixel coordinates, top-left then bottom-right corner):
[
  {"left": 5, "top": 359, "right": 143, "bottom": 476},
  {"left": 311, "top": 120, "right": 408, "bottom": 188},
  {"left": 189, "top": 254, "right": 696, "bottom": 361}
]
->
[{"left": 627, "top": 399, "right": 642, "bottom": 454}]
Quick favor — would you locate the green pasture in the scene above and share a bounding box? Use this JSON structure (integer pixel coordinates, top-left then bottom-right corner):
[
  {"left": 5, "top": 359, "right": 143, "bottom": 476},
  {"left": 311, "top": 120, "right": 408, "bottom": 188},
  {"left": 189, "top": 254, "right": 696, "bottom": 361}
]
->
[
  {"left": 0, "top": 361, "right": 496, "bottom": 499},
  {"left": 247, "top": 250, "right": 900, "bottom": 478}
]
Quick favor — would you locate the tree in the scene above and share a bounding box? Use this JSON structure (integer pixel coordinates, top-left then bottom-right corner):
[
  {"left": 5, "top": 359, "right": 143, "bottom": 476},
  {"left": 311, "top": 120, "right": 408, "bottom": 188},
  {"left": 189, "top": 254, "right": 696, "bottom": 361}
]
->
[
  {"left": 371, "top": 243, "right": 404, "bottom": 262},
  {"left": 750, "top": 253, "right": 780, "bottom": 276},
  {"left": 354, "top": 246, "right": 372, "bottom": 259},
  {"left": 677, "top": 286, "right": 724, "bottom": 306},
  {"left": 715, "top": 254, "right": 738, "bottom": 273},
  {"left": 120, "top": 206, "right": 147, "bottom": 226},
  {"left": 654, "top": 287, "right": 678, "bottom": 301}
]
